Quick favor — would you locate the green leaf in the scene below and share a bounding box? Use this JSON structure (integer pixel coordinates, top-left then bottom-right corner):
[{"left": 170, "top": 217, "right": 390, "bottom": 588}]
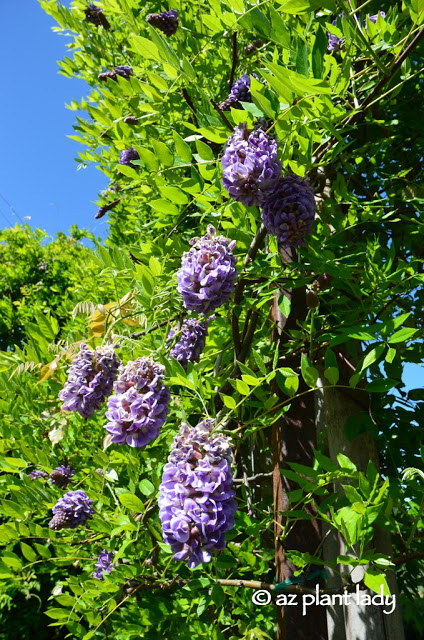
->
[
  {"left": 269, "top": 7, "right": 290, "bottom": 47},
  {"left": 267, "top": 61, "right": 332, "bottom": 95},
  {"left": 137, "top": 148, "right": 159, "bottom": 172},
  {"left": 149, "top": 199, "right": 179, "bottom": 216},
  {"left": 138, "top": 479, "right": 155, "bottom": 496},
  {"left": 236, "top": 379, "right": 250, "bottom": 395},
  {"left": 301, "top": 354, "right": 319, "bottom": 387},
  {"left": 366, "top": 379, "right": 398, "bottom": 393},
  {"left": 361, "top": 343, "right": 386, "bottom": 371},
  {"left": 221, "top": 394, "right": 237, "bottom": 409},
  {"left": 278, "top": 295, "right": 291, "bottom": 317},
  {"left": 337, "top": 453, "right": 357, "bottom": 473},
  {"left": 118, "top": 493, "right": 145, "bottom": 513},
  {"left": 130, "top": 36, "right": 160, "bottom": 62},
  {"left": 151, "top": 139, "right": 174, "bottom": 167},
  {"left": 324, "top": 367, "right": 339, "bottom": 385},
  {"left": 364, "top": 569, "right": 390, "bottom": 596},
  {"left": 388, "top": 327, "right": 418, "bottom": 343},
  {"left": 20, "top": 542, "right": 37, "bottom": 563},
  {"left": 173, "top": 131, "right": 192, "bottom": 162},
  {"left": 296, "top": 36, "right": 309, "bottom": 77},
  {"left": 312, "top": 25, "right": 327, "bottom": 79}
]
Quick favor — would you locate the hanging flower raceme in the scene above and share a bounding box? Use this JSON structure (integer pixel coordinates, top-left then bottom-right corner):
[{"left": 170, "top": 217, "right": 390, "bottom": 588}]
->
[
  {"left": 167, "top": 317, "right": 213, "bottom": 370},
  {"left": 177, "top": 226, "right": 237, "bottom": 314},
  {"left": 98, "top": 65, "right": 133, "bottom": 82},
  {"left": 219, "top": 74, "right": 260, "bottom": 111},
  {"left": 104, "top": 357, "right": 170, "bottom": 448},
  {"left": 49, "top": 465, "right": 75, "bottom": 489},
  {"left": 84, "top": 4, "right": 110, "bottom": 29},
  {"left": 221, "top": 123, "right": 281, "bottom": 206},
  {"left": 95, "top": 198, "right": 121, "bottom": 220},
  {"left": 260, "top": 174, "right": 316, "bottom": 248},
  {"left": 93, "top": 549, "right": 115, "bottom": 580},
  {"left": 146, "top": 10, "right": 179, "bottom": 36},
  {"left": 28, "top": 470, "right": 48, "bottom": 480},
  {"left": 158, "top": 419, "right": 237, "bottom": 569},
  {"left": 119, "top": 148, "right": 140, "bottom": 169},
  {"left": 59, "top": 344, "right": 120, "bottom": 419},
  {"left": 49, "top": 490, "right": 94, "bottom": 530}
]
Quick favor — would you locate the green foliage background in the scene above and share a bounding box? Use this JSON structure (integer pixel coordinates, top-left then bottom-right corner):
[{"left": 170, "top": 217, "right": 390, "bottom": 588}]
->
[{"left": 0, "top": 0, "right": 424, "bottom": 638}]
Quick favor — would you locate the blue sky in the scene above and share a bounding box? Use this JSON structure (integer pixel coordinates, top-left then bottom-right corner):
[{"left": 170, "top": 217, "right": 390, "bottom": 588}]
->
[{"left": 0, "top": 0, "right": 108, "bottom": 239}]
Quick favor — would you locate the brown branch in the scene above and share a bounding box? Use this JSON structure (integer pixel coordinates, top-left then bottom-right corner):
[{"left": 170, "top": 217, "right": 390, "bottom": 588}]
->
[
  {"left": 131, "top": 317, "right": 178, "bottom": 339},
  {"left": 229, "top": 32, "right": 238, "bottom": 89},
  {"left": 211, "top": 99, "right": 233, "bottom": 130},
  {"left": 125, "top": 575, "right": 360, "bottom": 596},
  {"left": 392, "top": 551, "right": 424, "bottom": 565}
]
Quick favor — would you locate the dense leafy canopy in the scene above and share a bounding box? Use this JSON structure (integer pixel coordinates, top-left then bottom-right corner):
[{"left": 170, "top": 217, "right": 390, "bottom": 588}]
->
[{"left": 1, "top": 0, "right": 424, "bottom": 638}]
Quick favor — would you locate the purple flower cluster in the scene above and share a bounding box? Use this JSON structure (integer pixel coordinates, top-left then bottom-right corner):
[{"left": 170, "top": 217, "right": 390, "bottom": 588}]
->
[
  {"left": 329, "top": 11, "right": 386, "bottom": 50},
  {"left": 84, "top": 4, "right": 110, "bottom": 29},
  {"left": 119, "top": 148, "right": 140, "bottom": 169},
  {"left": 159, "top": 419, "right": 237, "bottom": 568},
  {"left": 98, "top": 65, "right": 133, "bottom": 82},
  {"left": 167, "top": 317, "right": 213, "bottom": 369},
  {"left": 146, "top": 10, "right": 179, "bottom": 36},
  {"left": 221, "top": 123, "right": 282, "bottom": 207},
  {"left": 95, "top": 198, "right": 121, "bottom": 220},
  {"left": 177, "top": 226, "right": 237, "bottom": 314},
  {"left": 49, "top": 490, "right": 94, "bottom": 530},
  {"left": 93, "top": 549, "right": 115, "bottom": 580},
  {"left": 49, "top": 465, "right": 75, "bottom": 489},
  {"left": 104, "top": 357, "right": 170, "bottom": 448},
  {"left": 366, "top": 11, "right": 386, "bottom": 25},
  {"left": 59, "top": 344, "right": 120, "bottom": 419},
  {"left": 260, "top": 174, "right": 315, "bottom": 248},
  {"left": 244, "top": 40, "right": 263, "bottom": 56},
  {"left": 28, "top": 470, "right": 48, "bottom": 480},
  {"left": 219, "top": 74, "right": 260, "bottom": 111},
  {"left": 328, "top": 16, "right": 343, "bottom": 51}
]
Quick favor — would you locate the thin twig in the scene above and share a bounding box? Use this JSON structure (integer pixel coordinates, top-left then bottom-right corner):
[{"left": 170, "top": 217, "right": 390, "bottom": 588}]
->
[
  {"left": 131, "top": 317, "right": 177, "bottom": 339},
  {"left": 233, "top": 472, "right": 273, "bottom": 484},
  {"left": 315, "top": 27, "right": 424, "bottom": 164},
  {"left": 181, "top": 87, "right": 199, "bottom": 127}
]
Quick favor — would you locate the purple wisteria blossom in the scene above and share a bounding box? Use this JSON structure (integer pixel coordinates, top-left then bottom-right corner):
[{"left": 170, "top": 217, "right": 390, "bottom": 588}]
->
[
  {"left": 177, "top": 226, "right": 237, "bottom": 314},
  {"left": 146, "top": 10, "right": 179, "bottom": 36},
  {"left": 98, "top": 65, "right": 133, "bottom": 82},
  {"left": 221, "top": 123, "right": 281, "bottom": 206},
  {"left": 104, "top": 357, "right": 170, "bottom": 448},
  {"left": 49, "top": 490, "right": 95, "bottom": 530},
  {"left": 84, "top": 4, "right": 110, "bottom": 29},
  {"left": 328, "top": 15, "right": 344, "bottom": 51},
  {"left": 49, "top": 465, "right": 75, "bottom": 489},
  {"left": 159, "top": 419, "right": 237, "bottom": 568},
  {"left": 93, "top": 549, "right": 115, "bottom": 580},
  {"left": 366, "top": 11, "right": 386, "bottom": 24},
  {"left": 219, "top": 74, "right": 261, "bottom": 111},
  {"left": 261, "top": 174, "right": 316, "bottom": 248},
  {"left": 95, "top": 198, "right": 121, "bottom": 219},
  {"left": 59, "top": 344, "right": 120, "bottom": 419},
  {"left": 119, "top": 148, "right": 140, "bottom": 169},
  {"left": 167, "top": 317, "right": 213, "bottom": 369},
  {"left": 28, "top": 470, "right": 48, "bottom": 480}
]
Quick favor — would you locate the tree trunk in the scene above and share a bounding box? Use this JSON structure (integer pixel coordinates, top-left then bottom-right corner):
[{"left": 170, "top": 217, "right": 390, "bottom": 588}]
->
[
  {"left": 271, "top": 248, "right": 328, "bottom": 640},
  {"left": 315, "top": 365, "right": 405, "bottom": 640}
]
